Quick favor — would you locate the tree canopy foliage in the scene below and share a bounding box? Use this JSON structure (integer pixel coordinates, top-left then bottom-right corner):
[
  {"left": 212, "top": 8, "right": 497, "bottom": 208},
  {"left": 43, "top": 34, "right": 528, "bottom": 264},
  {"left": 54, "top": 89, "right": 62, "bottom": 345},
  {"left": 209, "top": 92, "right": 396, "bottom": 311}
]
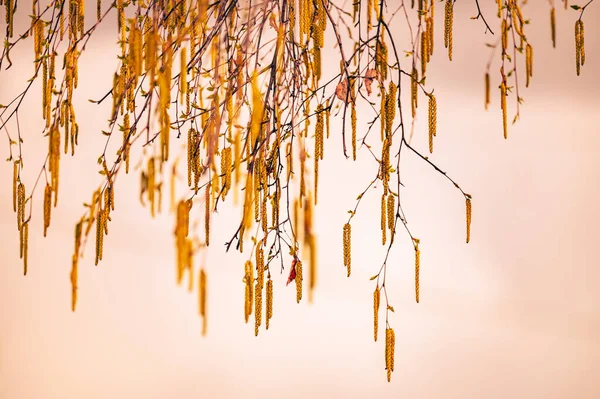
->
[{"left": 0, "top": 0, "right": 595, "bottom": 381}]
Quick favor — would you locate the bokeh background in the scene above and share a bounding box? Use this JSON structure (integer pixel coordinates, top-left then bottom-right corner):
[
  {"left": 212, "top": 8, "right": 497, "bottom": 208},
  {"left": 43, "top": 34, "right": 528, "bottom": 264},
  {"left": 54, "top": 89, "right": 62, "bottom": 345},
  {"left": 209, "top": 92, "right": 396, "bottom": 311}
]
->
[{"left": 1, "top": 1, "right": 599, "bottom": 398}]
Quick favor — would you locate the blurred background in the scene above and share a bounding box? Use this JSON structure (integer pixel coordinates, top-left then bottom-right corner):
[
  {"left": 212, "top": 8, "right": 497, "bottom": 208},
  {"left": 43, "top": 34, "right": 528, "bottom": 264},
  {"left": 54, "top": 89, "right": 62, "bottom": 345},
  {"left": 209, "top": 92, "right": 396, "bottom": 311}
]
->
[{"left": 1, "top": 1, "right": 599, "bottom": 398}]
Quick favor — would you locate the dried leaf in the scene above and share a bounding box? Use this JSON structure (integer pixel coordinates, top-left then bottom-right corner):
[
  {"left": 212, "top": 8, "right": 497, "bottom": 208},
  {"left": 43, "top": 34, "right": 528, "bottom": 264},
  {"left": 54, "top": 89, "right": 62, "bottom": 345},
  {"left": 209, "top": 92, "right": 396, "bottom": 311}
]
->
[
  {"left": 364, "top": 69, "right": 379, "bottom": 96},
  {"left": 286, "top": 258, "right": 297, "bottom": 286},
  {"left": 335, "top": 80, "right": 349, "bottom": 103}
]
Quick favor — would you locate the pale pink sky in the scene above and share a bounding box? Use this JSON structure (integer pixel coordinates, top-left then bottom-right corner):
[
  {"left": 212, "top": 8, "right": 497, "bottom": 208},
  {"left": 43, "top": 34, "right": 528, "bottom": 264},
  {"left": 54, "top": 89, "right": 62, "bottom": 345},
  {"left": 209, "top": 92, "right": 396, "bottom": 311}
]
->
[{"left": 1, "top": 2, "right": 599, "bottom": 398}]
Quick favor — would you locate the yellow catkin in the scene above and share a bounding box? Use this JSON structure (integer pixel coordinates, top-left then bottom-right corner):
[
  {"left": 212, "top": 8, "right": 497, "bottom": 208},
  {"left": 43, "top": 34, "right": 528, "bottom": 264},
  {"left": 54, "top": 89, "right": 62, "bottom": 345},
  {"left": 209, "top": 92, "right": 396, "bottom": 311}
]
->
[
  {"left": 385, "top": 328, "right": 391, "bottom": 380},
  {"left": 43, "top": 184, "right": 52, "bottom": 237},
  {"left": 148, "top": 157, "right": 155, "bottom": 216},
  {"left": 386, "top": 83, "right": 397, "bottom": 139},
  {"left": 512, "top": 7, "right": 523, "bottom": 38},
  {"left": 266, "top": 278, "right": 273, "bottom": 330},
  {"left": 17, "top": 182, "right": 25, "bottom": 232},
  {"left": 376, "top": 39, "right": 388, "bottom": 81},
  {"left": 315, "top": 105, "right": 324, "bottom": 204},
  {"left": 351, "top": 104, "right": 357, "bottom": 160},
  {"left": 466, "top": 197, "right": 472, "bottom": 243},
  {"left": 325, "top": 99, "right": 330, "bottom": 138},
  {"left": 261, "top": 197, "right": 268, "bottom": 236},
  {"left": 373, "top": 287, "right": 380, "bottom": 342},
  {"left": 551, "top": 7, "right": 556, "bottom": 48},
  {"left": 48, "top": 125, "right": 60, "bottom": 206},
  {"left": 103, "top": 206, "right": 109, "bottom": 241},
  {"left": 187, "top": 128, "right": 194, "bottom": 187},
  {"left": 385, "top": 327, "right": 395, "bottom": 382},
  {"left": 124, "top": 113, "right": 132, "bottom": 173},
  {"left": 205, "top": 183, "right": 210, "bottom": 246},
  {"left": 254, "top": 280, "right": 262, "bottom": 336},
  {"left": 343, "top": 223, "right": 351, "bottom": 277},
  {"left": 497, "top": 0, "right": 502, "bottom": 18},
  {"left": 316, "top": 105, "right": 324, "bottom": 161},
  {"left": 381, "top": 194, "right": 387, "bottom": 245},
  {"left": 244, "top": 260, "right": 254, "bottom": 322},
  {"left": 390, "top": 328, "right": 395, "bottom": 372},
  {"left": 256, "top": 247, "right": 265, "bottom": 290},
  {"left": 71, "top": 252, "right": 78, "bottom": 311},
  {"left": 485, "top": 73, "right": 490, "bottom": 110},
  {"left": 428, "top": 94, "right": 437, "bottom": 153},
  {"left": 95, "top": 205, "right": 103, "bottom": 266},
  {"left": 180, "top": 47, "right": 187, "bottom": 104},
  {"left": 221, "top": 147, "right": 232, "bottom": 199},
  {"left": 108, "top": 183, "right": 115, "bottom": 211},
  {"left": 427, "top": 16, "right": 434, "bottom": 58},
  {"left": 42, "top": 58, "right": 48, "bottom": 118},
  {"left": 289, "top": 0, "right": 296, "bottom": 39},
  {"left": 23, "top": 222, "right": 29, "bottom": 275},
  {"left": 78, "top": 0, "right": 85, "bottom": 36},
  {"left": 575, "top": 20, "right": 581, "bottom": 76},
  {"left": 254, "top": 157, "right": 262, "bottom": 221},
  {"left": 500, "top": 81, "right": 507, "bottom": 139},
  {"left": 444, "top": 0, "right": 453, "bottom": 60},
  {"left": 421, "top": 29, "right": 428, "bottom": 79},
  {"left": 387, "top": 193, "right": 395, "bottom": 238},
  {"left": 381, "top": 90, "right": 387, "bottom": 142},
  {"left": 579, "top": 20, "right": 585, "bottom": 66},
  {"left": 199, "top": 268, "right": 207, "bottom": 336},
  {"left": 415, "top": 247, "right": 421, "bottom": 303},
  {"left": 382, "top": 138, "right": 391, "bottom": 193},
  {"left": 526, "top": 44, "right": 533, "bottom": 87},
  {"left": 19, "top": 196, "right": 24, "bottom": 259},
  {"left": 12, "top": 161, "right": 17, "bottom": 212},
  {"left": 69, "top": 248, "right": 81, "bottom": 312},
  {"left": 411, "top": 67, "right": 418, "bottom": 118},
  {"left": 295, "top": 259, "right": 303, "bottom": 303}
]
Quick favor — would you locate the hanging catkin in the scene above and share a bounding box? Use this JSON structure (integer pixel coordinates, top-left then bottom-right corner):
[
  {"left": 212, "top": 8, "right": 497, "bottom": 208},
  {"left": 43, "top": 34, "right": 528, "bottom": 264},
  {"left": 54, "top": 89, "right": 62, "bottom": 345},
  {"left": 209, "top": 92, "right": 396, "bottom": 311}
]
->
[
  {"left": 500, "top": 81, "right": 507, "bottom": 139},
  {"left": 466, "top": 197, "right": 472, "bottom": 243},
  {"left": 387, "top": 193, "right": 395, "bottom": 239},
  {"left": 415, "top": 246, "right": 421, "bottom": 303},
  {"left": 351, "top": 104, "right": 357, "bottom": 160},
  {"left": 254, "top": 279, "right": 262, "bottom": 336},
  {"left": 95, "top": 205, "right": 104, "bottom": 266},
  {"left": 485, "top": 73, "right": 490, "bottom": 110},
  {"left": 17, "top": 182, "right": 25, "bottom": 233},
  {"left": 444, "top": 0, "right": 453, "bottom": 60},
  {"left": 244, "top": 260, "right": 254, "bottom": 322},
  {"left": 373, "top": 287, "right": 380, "bottom": 342},
  {"left": 385, "top": 327, "right": 395, "bottom": 382},
  {"left": 205, "top": 183, "right": 211, "bottom": 246},
  {"left": 266, "top": 278, "right": 273, "bottom": 330},
  {"left": 551, "top": 7, "right": 556, "bottom": 48},
  {"left": 12, "top": 161, "right": 17, "bottom": 212},
  {"left": 343, "top": 223, "right": 351, "bottom": 276},
  {"left": 428, "top": 94, "right": 437, "bottom": 153},
  {"left": 580, "top": 21, "right": 585, "bottom": 65},
  {"left": 199, "top": 268, "right": 207, "bottom": 335},
  {"left": 381, "top": 193, "right": 387, "bottom": 245},
  {"left": 295, "top": 259, "right": 303, "bottom": 303},
  {"left": 525, "top": 44, "right": 533, "bottom": 87},
  {"left": 43, "top": 184, "right": 52, "bottom": 237}
]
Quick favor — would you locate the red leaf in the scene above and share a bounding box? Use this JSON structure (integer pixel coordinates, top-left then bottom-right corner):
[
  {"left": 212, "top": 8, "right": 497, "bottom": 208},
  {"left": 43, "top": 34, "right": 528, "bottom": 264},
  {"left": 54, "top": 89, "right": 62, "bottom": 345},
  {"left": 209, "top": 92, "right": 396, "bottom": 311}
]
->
[{"left": 286, "top": 258, "right": 297, "bottom": 286}]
